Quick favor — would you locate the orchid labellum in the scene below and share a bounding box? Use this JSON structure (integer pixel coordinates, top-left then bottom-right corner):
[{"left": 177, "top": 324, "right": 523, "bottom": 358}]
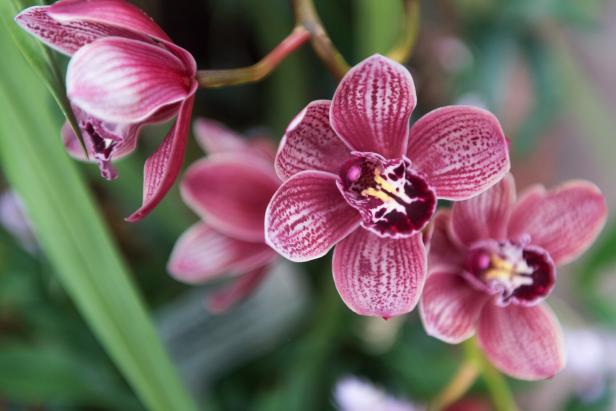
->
[
  {"left": 420, "top": 174, "right": 607, "bottom": 380},
  {"left": 266, "top": 54, "right": 510, "bottom": 318},
  {"left": 16, "top": 0, "right": 198, "bottom": 221},
  {"left": 167, "top": 119, "right": 279, "bottom": 312}
]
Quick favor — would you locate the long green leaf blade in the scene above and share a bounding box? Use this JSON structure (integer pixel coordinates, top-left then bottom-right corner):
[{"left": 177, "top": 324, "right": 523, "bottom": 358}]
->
[
  {"left": 1, "top": 0, "right": 87, "bottom": 154},
  {"left": 0, "top": 20, "right": 199, "bottom": 411}
]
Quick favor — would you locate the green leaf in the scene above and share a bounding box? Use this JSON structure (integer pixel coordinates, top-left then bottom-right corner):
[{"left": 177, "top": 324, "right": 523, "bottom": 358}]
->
[
  {"left": 0, "top": 0, "right": 87, "bottom": 155},
  {"left": 0, "top": 343, "right": 142, "bottom": 411},
  {"left": 0, "top": 19, "right": 199, "bottom": 411}
]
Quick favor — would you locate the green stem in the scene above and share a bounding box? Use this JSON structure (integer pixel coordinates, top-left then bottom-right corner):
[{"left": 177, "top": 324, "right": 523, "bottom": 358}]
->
[
  {"left": 429, "top": 339, "right": 480, "bottom": 411},
  {"left": 479, "top": 358, "right": 520, "bottom": 411},
  {"left": 293, "top": 0, "right": 350, "bottom": 79},
  {"left": 468, "top": 338, "right": 520, "bottom": 411},
  {"left": 197, "top": 26, "right": 310, "bottom": 87},
  {"left": 387, "top": 0, "right": 420, "bottom": 63}
]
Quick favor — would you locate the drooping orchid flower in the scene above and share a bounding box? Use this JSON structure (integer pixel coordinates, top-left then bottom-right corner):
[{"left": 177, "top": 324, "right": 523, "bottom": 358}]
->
[
  {"left": 266, "top": 54, "right": 510, "bottom": 318},
  {"left": 167, "top": 119, "right": 279, "bottom": 312},
  {"left": 420, "top": 174, "right": 607, "bottom": 380},
  {"left": 15, "top": 0, "right": 198, "bottom": 221}
]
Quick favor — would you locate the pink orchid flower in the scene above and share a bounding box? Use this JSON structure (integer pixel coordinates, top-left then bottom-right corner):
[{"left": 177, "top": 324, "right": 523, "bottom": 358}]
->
[
  {"left": 266, "top": 54, "right": 510, "bottom": 318},
  {"left": 15, "top": 0, "right": 198, "bottom": 221},
  {"left": 167, "top": 119, "right": 279, "bottom": 312},
  {"left": 420, "top": 173, "right": 607, "bottom": 380}
]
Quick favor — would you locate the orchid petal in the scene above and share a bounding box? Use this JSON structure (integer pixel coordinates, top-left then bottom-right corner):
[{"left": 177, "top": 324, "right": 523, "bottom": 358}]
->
[
  {"left": 181, "top": 153, "right": 280, "bottom": 242},
  {"left": 265, "top": 171, "right": 361, "bottom": 262},
  {"left": 507, "top": 180, "right": 607, "bottom": 265},
  {"left": 206, "top": 265, "right": 269, "bottom": 314},
  {"left": 477, "top": 303, "right": 565, "bottom": 380},
  {"left": 67, "top": 37, "right": 194, "bottom": 124},
  {"left": 48, "top": 0, "right": 170, "bottom": 42},
  {"left": 407, "top": 106, "right": 510, "bottom": 200},
  {"left": 332, "top": 229, "right": 426, "bottom": 318},
  {"left": 451, "top": 173, "right": 516, "bottom": 246},
  {"left": 168, "top": 223, "right": 276, "bottom": 284},
  {"left": 62, "top": 121, "right": 138, "bottom": 177},
  {"left": 193, "top": 118, "right": 248, "bottom": 154},
  {"left": 15, "top": 5, "right": 141, "bottom": 56},
  {"left": 428, "top": 210, "right": 466, "bottom": 272},
  {"left": 420, "top": 272, "right": 489, "bottom": 343},
  {"left": 330, "top": 55, "right": 416, "bottom": 158},
  {"left": 126, "top": 94, "right": 195, "bottom": 222},
  {"left": 275, "top": 100, "right": 350, "bottom": 180}
]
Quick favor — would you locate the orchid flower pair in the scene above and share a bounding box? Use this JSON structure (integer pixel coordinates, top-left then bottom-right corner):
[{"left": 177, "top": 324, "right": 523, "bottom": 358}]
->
[
  {"left": 16, "top": 0, "right": 197, "bottom": 221},
  {"left": 264, "top": 54, "right": 607, "bottom": 380}
]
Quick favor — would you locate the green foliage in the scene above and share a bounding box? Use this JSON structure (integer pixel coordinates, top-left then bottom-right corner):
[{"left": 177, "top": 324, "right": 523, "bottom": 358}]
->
[{"left": 0, "top": 0, "right": 86, "bottom": 153}]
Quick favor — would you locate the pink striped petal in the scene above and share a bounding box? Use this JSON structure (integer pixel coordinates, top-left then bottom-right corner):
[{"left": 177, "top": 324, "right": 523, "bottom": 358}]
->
[
  {"left": 206, "top": 265, "right": 270, "bottom": 313},
  {"left": 180, "top": 153, "right": 279, "bottom": 242},
  {"left": 451, "top": 174, "right": 516, "bottom": 246},
  {"left": 14, "top": 5, "right": 142, "bottom": 56},
  {"left": 407, "top": 106, "right": 510, "bottom": 200},
  {"left": 507, "top": 180, "right": 607, "bottom": 266},
  {"left": 428, "top": 210, "right": 466, "bottom": 273},
  {"left": 330, "top": 55, "right": 416, "bottom": 158},
  {"left": 420, "top": 272, "right": 489, "bottom": 343},
  {"left": 275, "top": 100, "right": 350, "bottom": 180},
  {"left": 67, "top": 37, "right": 194, "bottom": 124},
  {"left": 477, "top": 303, "right": 565, "bottom": 380},
  {"left": 126, "top": 94, "right": 195, "bottom": 222},
  {"left": 168, "top": 223, "right": 276, "bottom": 284},
  {"left": 48, "top": 0, "right": 170, "bottom": 42},
  {"left": 265, "top": 171, "right": 361, "bottom": 262},
  {"left": 332, "top": 228, "right": 427, "bottom": 318}
]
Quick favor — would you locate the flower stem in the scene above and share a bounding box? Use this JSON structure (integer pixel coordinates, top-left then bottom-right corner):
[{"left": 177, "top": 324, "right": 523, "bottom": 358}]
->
[
  {"left": 293, "top": 0, "right": 350, "bottom": 79},
  {"left": 429, "top": 340, "right": 481, "bottom": 411},
  {"left": 387, "top": 0, "right": 420, "bottom": 63},
  {"left": 197, "top": 26, "right": 311, "bottom": 88},
  {"left": 479, "top": 357, "right": 520, "bottom": 411}
]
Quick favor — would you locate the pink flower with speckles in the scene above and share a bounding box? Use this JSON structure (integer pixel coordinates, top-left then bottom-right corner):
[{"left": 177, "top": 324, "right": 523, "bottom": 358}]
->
[
  {"left": 15, "top": 0, "right": 198, "bottom": 221},
  {"left": 167, "top": 119, "right": 279, "bottom": 312},
  {"left": 266, "top": 54, "right": 510, "bottom": 318},
  {"left": 420, "top": 174, "right": 607, "bottom": 380}
]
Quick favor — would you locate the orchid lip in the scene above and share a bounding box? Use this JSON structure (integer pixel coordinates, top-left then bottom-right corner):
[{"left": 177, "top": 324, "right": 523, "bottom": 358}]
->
[
  {"left": 463, "top": 239, "right": 555, "bottom": 306},
  {"left": 335, "top": 152, "right": 436, "bottom": 239}
]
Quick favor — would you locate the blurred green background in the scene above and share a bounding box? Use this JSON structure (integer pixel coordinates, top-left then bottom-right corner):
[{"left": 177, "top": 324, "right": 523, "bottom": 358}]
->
[{"left": 1, "top": 0, "right": 616, "bottom": 410}]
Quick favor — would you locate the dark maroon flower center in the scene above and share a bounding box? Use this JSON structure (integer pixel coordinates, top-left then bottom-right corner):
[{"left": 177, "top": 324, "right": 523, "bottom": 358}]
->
[
  {"left": 463, "top": 240, "right": 555, "bottom": 306},
  {"left": 336, "top": 152, "right": 436, "bottom": 238}
]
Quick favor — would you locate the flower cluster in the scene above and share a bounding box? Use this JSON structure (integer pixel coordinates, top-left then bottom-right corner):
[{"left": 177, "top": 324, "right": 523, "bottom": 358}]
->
[
  {"left": 15, "top": 0, "right": 609, "bottom": 385},
  {"left": 168, "top": 119, "right": 279, "bottom": 312}
]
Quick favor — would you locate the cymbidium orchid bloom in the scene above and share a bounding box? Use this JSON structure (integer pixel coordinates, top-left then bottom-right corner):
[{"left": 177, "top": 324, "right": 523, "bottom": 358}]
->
[
  {"left": 16, "top": 0, "right": 198, "bottom": 221},
  {"left": 266, "top": 54, "right": 510, "bottom": 318},
  {"left": 167, "top": 119, "right": 279, "bottom": 312},
  {"left": 420, "top": 173, "right": 607, "bottom": 380}
]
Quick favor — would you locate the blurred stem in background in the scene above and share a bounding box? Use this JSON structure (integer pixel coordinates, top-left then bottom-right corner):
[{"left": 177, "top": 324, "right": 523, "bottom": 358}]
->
[
  {"left": 387, "top": 0, "right": 420, "bottom": 63},
  {"left": 292, "top": 0, "right": 350, "bottom": 79},
  {"left": 429, "top": 339, "right": 519, "bottom": 411},
  {"left": 197, "top": 26, "right": 310, "bottom": 87},
  {"left": 429, "top": 340, "right": 480, "bottom": 411}
]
